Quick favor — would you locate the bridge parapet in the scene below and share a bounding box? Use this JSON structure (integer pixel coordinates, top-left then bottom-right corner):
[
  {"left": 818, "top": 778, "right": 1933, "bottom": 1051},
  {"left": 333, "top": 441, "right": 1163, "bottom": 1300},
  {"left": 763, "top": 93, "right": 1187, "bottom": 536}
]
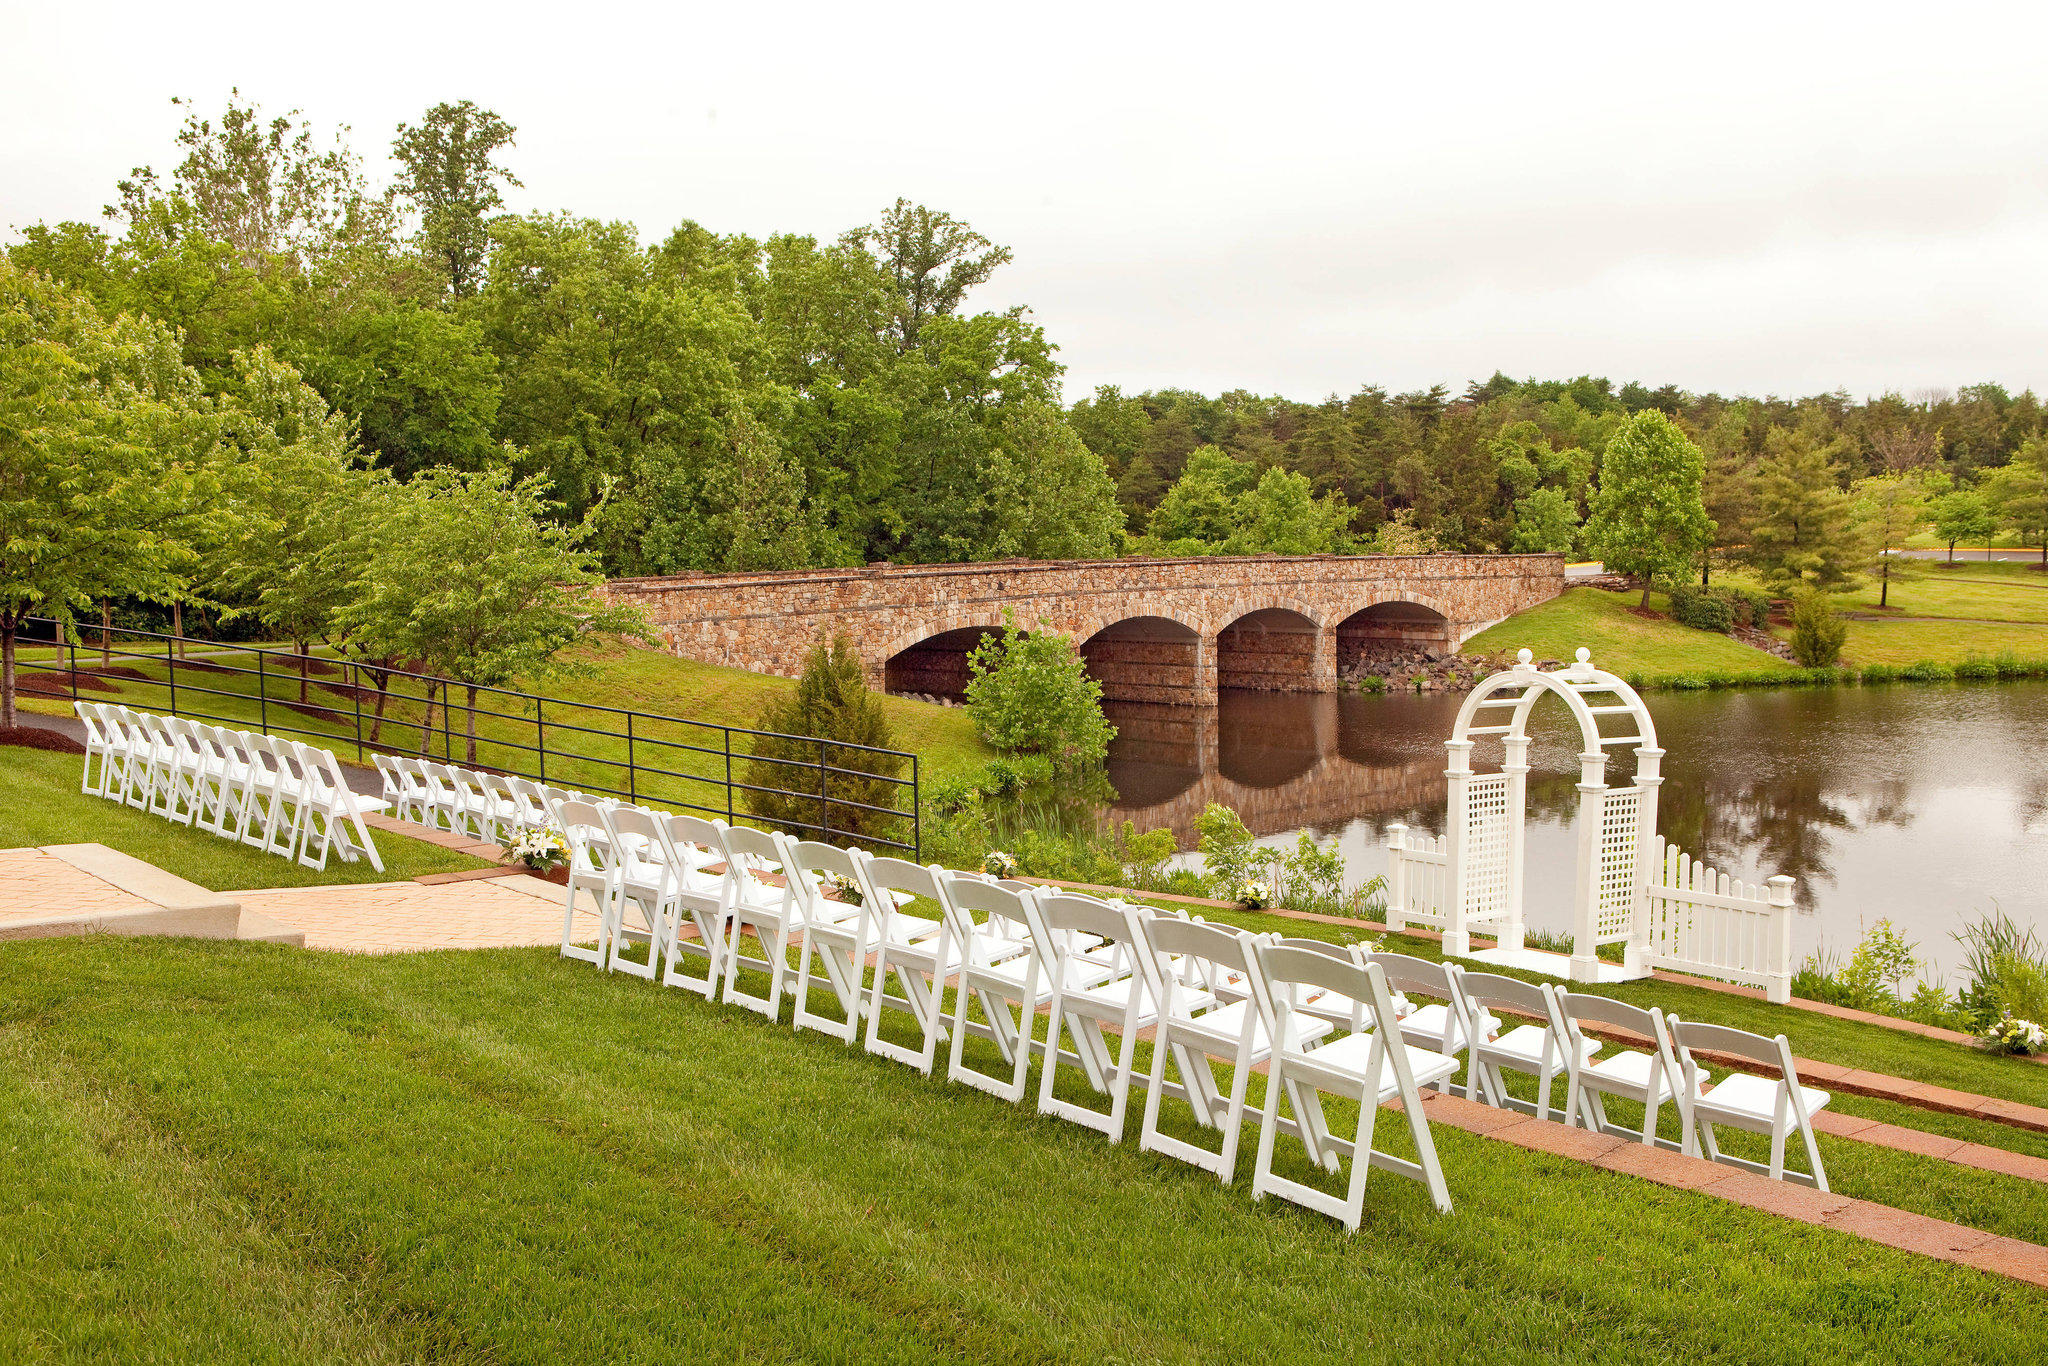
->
[{"left": 606, "top": 552, "right": 1563, "bottom": 706}]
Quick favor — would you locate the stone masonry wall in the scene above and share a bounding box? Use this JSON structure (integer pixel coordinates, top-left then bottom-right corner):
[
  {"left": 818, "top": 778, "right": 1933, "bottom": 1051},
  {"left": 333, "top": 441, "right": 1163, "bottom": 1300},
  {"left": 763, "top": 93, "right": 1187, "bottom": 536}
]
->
[{"left": 605, "top": 552, "right": 1563, "bottom": 706}]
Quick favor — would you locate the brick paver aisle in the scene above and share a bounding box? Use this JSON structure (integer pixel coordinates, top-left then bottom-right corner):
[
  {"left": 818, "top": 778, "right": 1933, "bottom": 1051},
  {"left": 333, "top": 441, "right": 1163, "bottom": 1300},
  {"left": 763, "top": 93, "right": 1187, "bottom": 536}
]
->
[
  {"left": 232, "top": 877, "right": 600, "bottom": 954},
  {"left": 0, "top": 848, "right": 149, "bottom": 924}
]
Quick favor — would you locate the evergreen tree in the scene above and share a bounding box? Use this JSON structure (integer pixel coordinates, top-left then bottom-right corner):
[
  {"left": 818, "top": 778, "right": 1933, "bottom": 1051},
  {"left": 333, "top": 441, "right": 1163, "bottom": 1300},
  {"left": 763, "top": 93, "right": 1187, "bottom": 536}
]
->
[
  {"left": 1748, "top": 426, "right": 1866, "bottom": 593},
  {"left": 744, "top": 633, "right": 909, "bottom": 842}
]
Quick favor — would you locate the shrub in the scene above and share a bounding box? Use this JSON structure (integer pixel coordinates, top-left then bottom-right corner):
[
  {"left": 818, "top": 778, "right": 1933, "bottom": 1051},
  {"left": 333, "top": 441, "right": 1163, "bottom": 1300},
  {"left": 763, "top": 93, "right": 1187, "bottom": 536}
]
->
[
  {"left": 1788, "top": 592, "right": 1847, "bottom": 667},
  {"left": 1666, "top": 584, "right": 1734, "bottom": 633},
  {"left": 1900, "top": 661, "right": 1955, "bottom": 683},
  {"left": 1838, "top": 918, "right": 1919, "bottom": 1010},
  {"left": 1954, "top": 658, "right": 1997, "bottom": 681},
  {"left": 964, "top": 611, "right": 1115, "bottom": 771},
  {"left": 1666, "top": 674, "right": 1710, "bottom": 690},
  {"left": 746, "top": 632, "right": 909, "bottom": 842},
  {"left": 1954, "top": 909, "right": 2048, "bottom": 1028},
  {"left": 1728, "top": 588, "right": 1776, "bottom": 630},
  {"left": 1196, "top": 803, "right": 1262, "bottom": 895},
  {"left": 1859, "top": 663, "right": 1902, "bottom": 684}
]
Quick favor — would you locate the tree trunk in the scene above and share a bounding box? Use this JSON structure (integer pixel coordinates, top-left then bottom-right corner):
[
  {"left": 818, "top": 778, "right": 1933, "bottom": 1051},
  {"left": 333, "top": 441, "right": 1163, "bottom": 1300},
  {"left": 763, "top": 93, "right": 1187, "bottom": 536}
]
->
[
  {"left": 1700, "top": 556, "right": 1711, "bottom": 588},
  {"left": 172, "top": 600, "right": 184, "bottom": 658},
  {"left": 1, "top": 619, "right": 15, "bottom": 731},
  {"left": 99, "top": 601, "right": 111, "bottom": 667},
  {"left": 369, "top": 671, "right": 392, "bottom": 745},
  {"left": 466, "top": 684, "right": 480, "bottom": 764},
  {"left": 418, "top": 680, "right": 438, "bottom": 756},
  {"left": 1879, "top": 560, "right": 1889, "bottom": 608},
  {"left": 1948, "top": 538, "right": 1957, "bottom": 565},
  {"left": 1639, "top": 580, "right": 1652, "bottom": 610}
]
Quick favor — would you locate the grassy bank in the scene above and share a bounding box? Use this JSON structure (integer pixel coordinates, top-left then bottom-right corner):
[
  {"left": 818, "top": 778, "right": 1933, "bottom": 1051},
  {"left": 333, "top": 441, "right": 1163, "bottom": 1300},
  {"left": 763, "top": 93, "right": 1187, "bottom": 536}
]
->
[
  {"left": 0, "top": 937, "right": 2040, "bottom": 1363},
  {"left": 0, "top": 747, "right": 487, "bottom": 890},
  {"left": 1466, "top": 583, "right": 2048, "bottom": 689}
]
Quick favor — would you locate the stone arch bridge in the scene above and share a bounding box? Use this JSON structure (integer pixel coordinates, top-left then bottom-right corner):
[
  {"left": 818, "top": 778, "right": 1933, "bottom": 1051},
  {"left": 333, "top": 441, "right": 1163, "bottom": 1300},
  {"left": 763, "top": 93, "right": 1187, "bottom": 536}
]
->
[{"left": 607, "top": 553, "right": 1562, "bottom": 707}]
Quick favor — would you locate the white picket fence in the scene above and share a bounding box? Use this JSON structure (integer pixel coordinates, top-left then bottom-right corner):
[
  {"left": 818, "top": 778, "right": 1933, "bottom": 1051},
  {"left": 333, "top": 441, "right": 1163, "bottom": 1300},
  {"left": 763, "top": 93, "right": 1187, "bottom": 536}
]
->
[
  {"left": 1382, "top": 824, "right": 1449, "bottom": 933},
  {"left": 1641, "top": 838, "right": 1796, "bottom": 1002},
  {"left": 1382, "top": 825, "right": 1797, "bottom": 1002}
]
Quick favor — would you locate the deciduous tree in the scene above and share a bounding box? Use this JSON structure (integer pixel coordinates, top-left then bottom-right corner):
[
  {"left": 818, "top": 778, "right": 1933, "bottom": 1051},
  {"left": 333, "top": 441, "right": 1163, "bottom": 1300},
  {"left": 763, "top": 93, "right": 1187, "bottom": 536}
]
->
[
  {"left": 391, "top": 101, "right": 522, "bottom": 299},
  {"left": 1583, "top": 411, "right": 1713, "bottom": 606}
]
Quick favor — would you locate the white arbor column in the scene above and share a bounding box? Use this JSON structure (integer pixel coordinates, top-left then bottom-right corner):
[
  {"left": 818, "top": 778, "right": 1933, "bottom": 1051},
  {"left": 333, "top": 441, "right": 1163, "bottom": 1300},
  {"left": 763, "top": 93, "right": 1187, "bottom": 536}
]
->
[
  {"left": 1623, "top": 745, "right": 1665, "bottom": 975},
  {"left": 1384, "top": 823, "right": 1409, "bottom": 933},
  {"left": 1569, "top": 747, "right": 1609, "bottom": 983},
  {"left": 1442, "top": 739, "right": 1475, "bottom": 956},
  {"left": 1499, "top": 733, "right": 1531, "bottom": 953}
]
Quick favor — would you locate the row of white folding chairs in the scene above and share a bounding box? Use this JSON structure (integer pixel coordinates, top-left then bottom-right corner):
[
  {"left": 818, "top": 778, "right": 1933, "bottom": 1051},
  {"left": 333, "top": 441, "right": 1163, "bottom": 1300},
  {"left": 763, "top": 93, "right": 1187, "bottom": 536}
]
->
[
  {"left": 545, "top": 801, "right": 1457, "bottom": 1229},
  {"left": 371, "top": 754, "right": 567, "bottom": 845},
  {"left": 74, "top": 702, "right": 386, "bottom": 873},
  {"left": 1425, "top": 962, "right": 1832, "bottom": 1189}
]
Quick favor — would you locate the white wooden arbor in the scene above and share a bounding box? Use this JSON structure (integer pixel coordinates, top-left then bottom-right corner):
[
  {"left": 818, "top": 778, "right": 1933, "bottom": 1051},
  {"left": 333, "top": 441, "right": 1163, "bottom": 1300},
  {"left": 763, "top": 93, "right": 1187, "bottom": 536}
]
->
[{"left": 1437, "top": 646, "right": 1662, "bottom": 983}]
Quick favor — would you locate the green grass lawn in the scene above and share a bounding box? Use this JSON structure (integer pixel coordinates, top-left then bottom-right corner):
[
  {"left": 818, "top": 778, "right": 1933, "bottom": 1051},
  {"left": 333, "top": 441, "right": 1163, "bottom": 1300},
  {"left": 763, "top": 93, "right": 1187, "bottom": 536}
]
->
[
  {"left": 0, "top": 937, "right": 2040, "bottom": 1363},
  {"left": 1463, "top": 588, "right": 1799, "bottom": 684},
  {"left": 0, "top": 746, "right": 488, "bottom": 890}
]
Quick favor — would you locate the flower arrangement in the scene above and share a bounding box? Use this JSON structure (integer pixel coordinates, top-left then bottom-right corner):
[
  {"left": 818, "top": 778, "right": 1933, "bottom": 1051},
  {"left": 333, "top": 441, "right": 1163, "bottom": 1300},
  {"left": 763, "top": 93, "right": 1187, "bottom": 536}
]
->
[
  {"left": 825, "top": 872, "right": 863, "bottom": 905},
  {"left": 982, "top": 850, "right": 1019, "bottom": 879},
  {"left": 1233, "top": 878, "right": 1271, "bottom": 910},
  {"left": 1981, "top": 1012, "right": 2046, "bottom": 1056},
  {"left": 507, "top": 826, "right": 569, "bottom": 873}
]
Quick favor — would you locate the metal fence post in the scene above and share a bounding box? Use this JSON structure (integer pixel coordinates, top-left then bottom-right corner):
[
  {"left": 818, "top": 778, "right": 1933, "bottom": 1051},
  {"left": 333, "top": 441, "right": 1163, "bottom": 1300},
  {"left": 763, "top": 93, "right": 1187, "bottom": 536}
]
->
[
  {"left": 911, "top": 754, "right": 921, "bottom": 859},
  {"left": 166, "top": 637, "right": 176, "bottom": 716},
  {"left": 816, "top": 739, "right": 828, "bottom": 841},
  {"left": 352, "top": 661, "right": 364, "bottom": 762},
  {"left": 724, "top": 730, "right": 734, "bottom": 821},
  {"left": 626, "top": 711, "right": 636, "bottom": 802},
  {"left": 536, "top": 697, "right": 546, "bottom": 784},
  {"left": 258, "top": 650, "right": 268, "bottom": 735}
]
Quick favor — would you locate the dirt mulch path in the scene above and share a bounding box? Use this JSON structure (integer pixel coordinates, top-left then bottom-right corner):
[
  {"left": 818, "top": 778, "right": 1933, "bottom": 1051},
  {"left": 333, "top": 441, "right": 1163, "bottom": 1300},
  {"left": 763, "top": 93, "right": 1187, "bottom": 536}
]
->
[{"left": 14, "top": 671, "right": 123, "bottom": 695}]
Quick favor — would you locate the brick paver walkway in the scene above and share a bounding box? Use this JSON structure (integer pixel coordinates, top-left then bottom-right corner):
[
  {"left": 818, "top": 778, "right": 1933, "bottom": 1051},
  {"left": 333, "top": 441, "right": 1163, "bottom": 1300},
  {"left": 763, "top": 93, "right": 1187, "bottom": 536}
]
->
[
  {"left": 0, "top": 847, "right": 148, "bottom": 923},
  {"left": 230, "top": 876, "right": 600, "bottom": 954}
]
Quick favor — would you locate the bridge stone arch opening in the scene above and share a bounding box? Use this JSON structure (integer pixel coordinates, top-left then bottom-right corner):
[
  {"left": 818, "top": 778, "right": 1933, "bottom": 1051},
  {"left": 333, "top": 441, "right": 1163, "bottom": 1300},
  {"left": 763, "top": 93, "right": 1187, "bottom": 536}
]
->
[
  {"left": 1336, "top": 600, "right": 1454, "bottom": 674},
  {"left": 1080, "top": 615, "right": 1205, "bottom": 705},
  {"left": 883, "top": 625, "right": 998, "bottom": 700},
  {"left": 1215, "top": 607, "right": 1326, "bottom": 693}
]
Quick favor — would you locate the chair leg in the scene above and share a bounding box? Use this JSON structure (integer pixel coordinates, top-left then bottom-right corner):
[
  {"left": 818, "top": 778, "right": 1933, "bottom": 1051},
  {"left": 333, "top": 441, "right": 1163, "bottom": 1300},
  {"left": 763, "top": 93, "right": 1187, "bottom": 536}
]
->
[
  {"left": 1769, "top": 1124, "right": 1788, "bottom": 1182},
  {"left": 1800, "top": 1122, "right": 1829, "bottom": 1193}
]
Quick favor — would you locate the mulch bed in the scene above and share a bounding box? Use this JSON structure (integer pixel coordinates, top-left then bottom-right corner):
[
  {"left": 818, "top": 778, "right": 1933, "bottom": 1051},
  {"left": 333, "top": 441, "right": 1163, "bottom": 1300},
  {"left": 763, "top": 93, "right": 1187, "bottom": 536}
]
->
[
  {"left": 170, "top": 659, "right": 239, "bottom": 675},
  {"left": 0, "top": 726, "right": 86, "bottom": 754},
  {"left": 73, "top": 665, "right": 149, "bottom": 682},
  {"left": 14, "top": 670, "right": 121, "bottom": 694},
  {"left": 278, "top": 700, "right": 346, "bottom": 725}
]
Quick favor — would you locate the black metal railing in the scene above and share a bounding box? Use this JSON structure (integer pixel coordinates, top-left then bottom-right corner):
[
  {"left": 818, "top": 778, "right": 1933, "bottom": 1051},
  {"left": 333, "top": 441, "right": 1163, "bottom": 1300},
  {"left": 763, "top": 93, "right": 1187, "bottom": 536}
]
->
[{"left": 18, "top": 617, "right": 919, "bottom": 854}]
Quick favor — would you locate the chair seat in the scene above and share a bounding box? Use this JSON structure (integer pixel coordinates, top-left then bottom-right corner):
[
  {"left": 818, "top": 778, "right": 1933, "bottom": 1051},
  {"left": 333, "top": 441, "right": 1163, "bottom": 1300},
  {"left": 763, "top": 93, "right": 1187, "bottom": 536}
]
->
[
  {"left": 1400, "top": 1002, "right": 1493, "bottom": 1051},
  {"left": 1296, "top": 1032, "right": 1461, "bottom": 1097},
  {"left": 1483, "top": 1024, "right": 1601, "bottom": 1068},
  {"left": 1690, "top": 1072, "right": 1831, "bottom": 1126},
  {"left": 1583, "top": 1048, "right": 1675, "bottom": 1100},
  {"left": 975, "top": 948, "right": 1117, "bottom": 995},
  {"left": 1175, "top": 999, "right": 1335, "bottom": 1054}
]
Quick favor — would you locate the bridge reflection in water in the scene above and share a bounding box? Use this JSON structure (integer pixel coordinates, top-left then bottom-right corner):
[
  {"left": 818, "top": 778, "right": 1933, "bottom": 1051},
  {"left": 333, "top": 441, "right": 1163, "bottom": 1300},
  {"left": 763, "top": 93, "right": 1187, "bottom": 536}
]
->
[{"left": 1101, "top": 691, "right": 1457, "bottom": 848}]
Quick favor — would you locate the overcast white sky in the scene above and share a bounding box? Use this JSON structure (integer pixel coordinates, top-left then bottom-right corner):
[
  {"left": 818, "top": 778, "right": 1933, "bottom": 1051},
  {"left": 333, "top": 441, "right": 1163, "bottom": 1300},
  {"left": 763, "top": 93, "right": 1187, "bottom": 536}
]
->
[{"left": 6, "top": 1, "right": 2048, "bottom": 403}]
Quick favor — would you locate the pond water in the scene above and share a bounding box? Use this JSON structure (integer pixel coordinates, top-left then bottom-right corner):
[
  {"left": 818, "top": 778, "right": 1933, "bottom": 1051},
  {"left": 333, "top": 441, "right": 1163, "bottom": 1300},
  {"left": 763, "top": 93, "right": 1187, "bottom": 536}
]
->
[{"left": 1102, "top": 682, "right": 2048, "bottom": 980}]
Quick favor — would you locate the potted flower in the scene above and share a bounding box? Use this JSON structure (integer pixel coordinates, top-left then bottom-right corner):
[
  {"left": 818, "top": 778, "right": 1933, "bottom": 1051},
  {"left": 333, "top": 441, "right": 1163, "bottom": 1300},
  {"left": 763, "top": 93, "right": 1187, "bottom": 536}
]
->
[
  {"left": 1233, "top": 878, "right": 1271, "bottom": 911},
  {"left": 982, "top": 850, "right": 1019, "bottom": 879},
  {"left": 508, "top": 827, "right": 570, "bottom": 884},
  {"left": 1981, "top": 1012, "right": 2046, "bottom": 1056}
]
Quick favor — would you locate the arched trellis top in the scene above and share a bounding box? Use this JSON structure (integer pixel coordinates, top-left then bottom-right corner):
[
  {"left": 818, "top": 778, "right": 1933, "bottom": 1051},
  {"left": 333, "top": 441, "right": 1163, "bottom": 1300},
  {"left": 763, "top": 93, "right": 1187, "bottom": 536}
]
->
[{"left": 1449, "top": 646, "right": 1660, "bottom": 770}]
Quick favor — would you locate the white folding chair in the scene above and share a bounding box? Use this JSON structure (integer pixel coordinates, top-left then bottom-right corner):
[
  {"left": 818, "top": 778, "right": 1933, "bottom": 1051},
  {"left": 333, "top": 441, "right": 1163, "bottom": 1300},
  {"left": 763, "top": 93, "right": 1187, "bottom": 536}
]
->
[
  {"left": 189, "top": 724, "right": 244, "bottom": 837},
  {"left": 264, "top": 737, "right": 318, "bottom": 860},
  {"left": 389, "top": 756, "right": 435, "bottom": 825},
  {"left": 295, "top": 744, "right": 387, "bottom": 872},
  {"left": 160, "top": 717, "right": 212, "bottom": 826},
  {"left": 856, "top": 857, "right": 958, "bottom": 1075},
  {"left": 1669, "top": 1016, "right": 1832, "bottom": 1189},
  {"left": 109, "top": 706, "right": 154, "bottom": 808},
  {"left": 653, "top": 814, "right": 735, "bottom": 999},
  {"left": 598, "top": 804, "right": 676, "bottom": 981},
  {"left": 1035, "top": 893, "right": 1161, "bottom": 1143},
  {"left": 939, "top": 874, "right": 1055, "bottom": 1102},
  {"left": 416, "top": 761, "right": 467, "bottom": 835},
  {"left": 75, "top": 702, "right": 114, "bottom": 797},
  {"left": 136, "top": 712, "right": 183, "bottom": 818},
  {"left": 505, "top": 777, "right": 554, "bottom": 834},
  {"left": 717, "top": 825, "right": 810, "bottom": 1019},
  {"left": 88, "top": 703, "right": 135, "bottom": 801},
  {"left": 1559, "top": 992, "right": 1683, "bottom": 1149},
  {"left": 1138, "top": 916, "right": 1335, "bottom": 1183},
  {"left": 475, "top": 772, "right": 523, "bottom": 843},
  {"left": 1369, "top": 951, "right": 1472, "bottom": 1093},
  {"left": 236, "top": 733, "right": 290, "bottom": 852},
  {"left": 1456, "top": 970, "right": 1596, "bottom": 1122},
  {"left": 555, "top": 799, "right": 617, "bottom": 966},
  {"left": 789, "top": 839, "right": 882, "bottom": 1044},
  {"left": 1250, "top": 944, "right": 1456, "bottom": 1225}
]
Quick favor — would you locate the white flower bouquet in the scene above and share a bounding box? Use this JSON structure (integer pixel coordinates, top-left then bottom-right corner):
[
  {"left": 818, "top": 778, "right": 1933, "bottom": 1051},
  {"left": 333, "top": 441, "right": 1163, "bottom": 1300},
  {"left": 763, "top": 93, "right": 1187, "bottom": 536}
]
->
[
  {"left": 825, "top": 872, "right": 863, "bottom": 905},
  {"left": 1233, "top": 878, "right": 1271, "bottom": 910},
  {"left": 982, "top": 850, "right": 1019, "bottom": 879},
  {"left": 508, "top": 826, "right": 569, "bottom": 873},
  {"left": 1981, "top": 1012, "right": 2047, "bottom": 1056}
]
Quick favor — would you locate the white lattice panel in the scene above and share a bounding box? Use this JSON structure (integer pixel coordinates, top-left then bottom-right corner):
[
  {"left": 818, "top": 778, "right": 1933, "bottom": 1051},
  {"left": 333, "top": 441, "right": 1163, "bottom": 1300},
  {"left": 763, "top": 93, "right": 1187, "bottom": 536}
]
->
[
  {"left": 1594, "top": 787, "right": 1641, "bottom": 942},
  {"left": 1461, "top": 771, "right": 1511, "bottom": 924}
]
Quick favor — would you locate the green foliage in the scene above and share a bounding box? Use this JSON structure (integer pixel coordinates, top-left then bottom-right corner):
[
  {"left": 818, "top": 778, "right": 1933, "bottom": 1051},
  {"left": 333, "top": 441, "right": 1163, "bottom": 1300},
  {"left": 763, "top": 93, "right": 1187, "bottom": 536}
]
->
[
  {"left": 1954, "top": 910, "right": 2048, "bottom": 1030},
  {"left": 1788, "top": 591, "right": 1849, "bottom": 667},
  {"left": 963, "top": 613, "right": 1114, "bottom": 770},
  {"left": 1508, "top": 486, "right": 1579, "bottom": 554},
  {"left": 1749, "top": 425, "right": 1866, "bottom": 594},
  {"left": 744, "top": 631, "right": 910, "bottom": 843},
  {"left": 1584, "top": 411, "right": 1713, "bottom": 603},
  {"left": 1195, "top": 803, "right": 1262, "bottom": 894},
  {"left": 0, "top": 261, "right": 220, "bottom": 726},
  {"left": 1985, "top": 438, "right": 2048, "bottom": 563},
  {"left": 1665, "top": 584, "right": 1735, "bottom": 633},
  {"left": 390, "top": 100, "right": 522, "bottom": 299},
  {"left": 1929, "top": 487, "right": 1997, "bottom": 561}
]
